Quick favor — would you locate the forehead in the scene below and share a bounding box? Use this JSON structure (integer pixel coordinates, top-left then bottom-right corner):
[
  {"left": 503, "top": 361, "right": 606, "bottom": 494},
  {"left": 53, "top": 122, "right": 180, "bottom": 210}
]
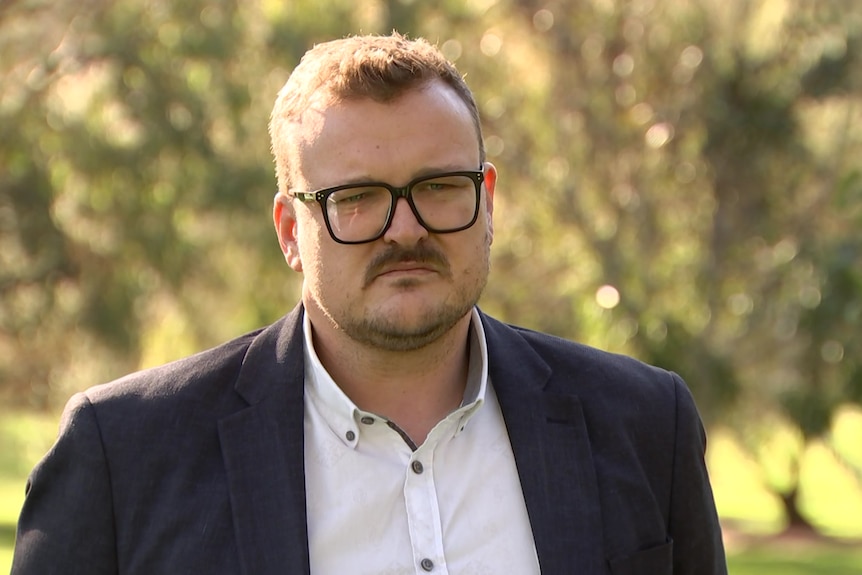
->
[{"left": 291, "top": 81, "right": 480, "bottom": 188}]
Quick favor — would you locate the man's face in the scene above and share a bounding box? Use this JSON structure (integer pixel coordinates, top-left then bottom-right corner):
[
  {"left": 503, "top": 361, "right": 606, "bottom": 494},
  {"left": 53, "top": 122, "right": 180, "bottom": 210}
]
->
[{"left": 274, "top": 80, "right": 496, "bottom": 351}]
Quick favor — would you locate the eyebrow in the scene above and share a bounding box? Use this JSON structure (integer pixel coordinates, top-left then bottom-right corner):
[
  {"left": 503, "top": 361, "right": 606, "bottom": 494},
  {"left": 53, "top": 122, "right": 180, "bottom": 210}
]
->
[{"left": 315, "top": 164, "right": 482, "bottom": 189}]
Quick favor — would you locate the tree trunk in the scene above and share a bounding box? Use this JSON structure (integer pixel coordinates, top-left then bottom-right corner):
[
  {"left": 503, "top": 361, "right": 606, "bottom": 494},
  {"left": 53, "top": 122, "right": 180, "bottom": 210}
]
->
[{"left": 778, "top": 484, "right": 819, "bottom": 534}]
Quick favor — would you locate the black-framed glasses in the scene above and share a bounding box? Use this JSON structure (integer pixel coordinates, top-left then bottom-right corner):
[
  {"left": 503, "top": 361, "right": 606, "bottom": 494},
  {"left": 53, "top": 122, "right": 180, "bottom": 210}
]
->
[{"left": 292, "top": 168, "right": 485, "bottom": 244}]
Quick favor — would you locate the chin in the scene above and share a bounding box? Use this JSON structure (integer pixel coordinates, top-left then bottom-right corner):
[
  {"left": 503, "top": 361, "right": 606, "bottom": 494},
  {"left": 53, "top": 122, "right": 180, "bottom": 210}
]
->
[{"left": 345, "top": 298, "right": 474, "bottom": 351}]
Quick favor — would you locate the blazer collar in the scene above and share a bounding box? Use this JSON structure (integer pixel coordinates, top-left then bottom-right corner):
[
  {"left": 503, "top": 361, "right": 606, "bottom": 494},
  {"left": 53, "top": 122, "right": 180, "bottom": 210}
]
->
[
  {"left": 218, "top": 304, "right": 310, "bottom": 575},
  {"left": 481, "top": 311, "right": 606, "bottom": 574}
]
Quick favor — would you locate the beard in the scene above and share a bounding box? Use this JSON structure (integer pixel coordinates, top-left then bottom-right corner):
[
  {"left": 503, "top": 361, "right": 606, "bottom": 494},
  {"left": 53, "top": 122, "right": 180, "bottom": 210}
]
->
[
  {"left": 341, "top": 288, "right": 482, "bottom": 351},
  {"left": 326, "top": 238, "right": 490, "bottom": 352}
]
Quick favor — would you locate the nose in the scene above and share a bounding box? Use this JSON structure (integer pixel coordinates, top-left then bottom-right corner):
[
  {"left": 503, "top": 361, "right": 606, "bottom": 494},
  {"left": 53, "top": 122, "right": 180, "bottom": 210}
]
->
[{"left": 382, "top": 197, "right": 429, "bottom": 245}]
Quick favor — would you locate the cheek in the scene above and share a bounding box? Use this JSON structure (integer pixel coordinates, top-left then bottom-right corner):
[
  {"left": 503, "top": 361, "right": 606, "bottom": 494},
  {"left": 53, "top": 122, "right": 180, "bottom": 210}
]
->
[
  {"left": 294, "top": 210, "right": 327, "bottom": 257},
  {"left": 298, "top": 224, "right": 364, "bottom": 286},
  {"left": 448, "top": 228, "right": 492, "bottom": 273}
]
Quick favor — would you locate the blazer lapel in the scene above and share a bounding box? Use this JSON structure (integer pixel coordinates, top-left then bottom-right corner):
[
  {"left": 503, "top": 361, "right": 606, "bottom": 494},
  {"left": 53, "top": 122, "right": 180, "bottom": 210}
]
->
[
  {"left": 218, "top": 306, "right": 310, "bottom": 575},
  {"left": 483, "top": 313, "right": 607, "bottom": 574}
]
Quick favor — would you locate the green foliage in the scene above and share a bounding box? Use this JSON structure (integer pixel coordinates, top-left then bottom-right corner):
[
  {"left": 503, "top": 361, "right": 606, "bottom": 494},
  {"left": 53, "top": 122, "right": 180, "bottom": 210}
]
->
[
  {"left": 1, "top": 0, "right": 300, "bottom": 403},
  {"left": 1, "top": 0, "right": 860, "bottom": 533}
]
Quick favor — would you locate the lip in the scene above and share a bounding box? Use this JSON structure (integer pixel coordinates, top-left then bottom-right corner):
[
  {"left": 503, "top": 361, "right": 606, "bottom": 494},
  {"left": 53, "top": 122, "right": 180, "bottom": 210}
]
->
[{"left": 375, "top": 262, "right": 438, "bottom": 278}]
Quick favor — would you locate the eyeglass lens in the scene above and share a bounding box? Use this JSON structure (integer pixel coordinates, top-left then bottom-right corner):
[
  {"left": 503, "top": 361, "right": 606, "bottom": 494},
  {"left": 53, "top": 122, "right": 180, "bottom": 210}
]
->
[{"left": 325, "top": 174, "right": 479, "bottom": 243}]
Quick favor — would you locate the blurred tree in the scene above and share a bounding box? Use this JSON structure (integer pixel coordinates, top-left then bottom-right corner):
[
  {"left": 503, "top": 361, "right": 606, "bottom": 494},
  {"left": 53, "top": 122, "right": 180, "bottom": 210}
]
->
[
  {"left": 1, "top": 0, "right": 860, "bottom": 534},
  {"left": 477, "top": 0, "right": 862, "bottom": 533},
  {"left": 1, "top": 0, "right": 295, "bottom": 405}
]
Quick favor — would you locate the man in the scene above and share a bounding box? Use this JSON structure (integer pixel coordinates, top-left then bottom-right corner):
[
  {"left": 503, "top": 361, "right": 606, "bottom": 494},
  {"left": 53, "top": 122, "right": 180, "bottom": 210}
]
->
[{"left": 13, "top": 33, "right": 727, "bottom": 574}]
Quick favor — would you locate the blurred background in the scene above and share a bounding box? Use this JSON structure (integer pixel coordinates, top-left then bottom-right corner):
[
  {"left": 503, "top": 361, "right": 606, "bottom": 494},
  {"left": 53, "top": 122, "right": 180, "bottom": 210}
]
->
[{"left": 1, "top": 0, "right": 861, "bottom": 572}]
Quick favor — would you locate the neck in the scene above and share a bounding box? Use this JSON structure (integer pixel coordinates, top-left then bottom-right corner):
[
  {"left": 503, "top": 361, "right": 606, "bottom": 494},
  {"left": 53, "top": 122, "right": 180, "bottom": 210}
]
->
[{"left": 308, "top": 309, "right": 473, "bottom": 445}]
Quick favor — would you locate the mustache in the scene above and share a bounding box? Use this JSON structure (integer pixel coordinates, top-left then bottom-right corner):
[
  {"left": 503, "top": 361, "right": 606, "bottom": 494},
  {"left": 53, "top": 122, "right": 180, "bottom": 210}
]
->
[{"left": 363, "top": 243, "right": 451, "bottom": 285}]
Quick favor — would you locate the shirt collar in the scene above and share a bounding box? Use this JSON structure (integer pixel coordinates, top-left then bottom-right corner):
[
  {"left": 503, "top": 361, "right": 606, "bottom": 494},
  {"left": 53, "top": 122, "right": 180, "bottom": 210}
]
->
[{"left": 302, "top": 308, "right": 489, "bottom": 448}]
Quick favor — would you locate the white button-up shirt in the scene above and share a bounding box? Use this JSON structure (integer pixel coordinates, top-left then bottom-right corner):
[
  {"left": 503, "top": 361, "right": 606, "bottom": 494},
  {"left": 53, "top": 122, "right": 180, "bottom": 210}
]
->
[{"left": 302, "top": 309, "right": 540, "bottom": 574}]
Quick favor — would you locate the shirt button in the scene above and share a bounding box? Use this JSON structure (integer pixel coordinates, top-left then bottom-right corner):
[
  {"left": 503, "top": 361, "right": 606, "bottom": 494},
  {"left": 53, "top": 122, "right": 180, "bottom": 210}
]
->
[
  {"left": 411, "top": 460, "right": 424, "bottom": 474},
  {"left": 360, "top": 416, "right": 375, "bottom": 425},
  {"left": 345, "top": 430, "right": 356, "bottom": 441},
  {"left": 420, "top": 558, "right": 434, "bottom": 571}
]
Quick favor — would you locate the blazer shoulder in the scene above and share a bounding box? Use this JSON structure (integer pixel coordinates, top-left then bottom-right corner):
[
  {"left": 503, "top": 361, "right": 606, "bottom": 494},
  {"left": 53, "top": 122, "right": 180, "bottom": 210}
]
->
[
  {"left": 86, "top": 327, "right": 263, "bottom": 406},
  {"left": 82, "top": 305, "right": 305, "bottom": 413},
  {"left": 483, "top": 313, "right": 677, "bottom": 398}
]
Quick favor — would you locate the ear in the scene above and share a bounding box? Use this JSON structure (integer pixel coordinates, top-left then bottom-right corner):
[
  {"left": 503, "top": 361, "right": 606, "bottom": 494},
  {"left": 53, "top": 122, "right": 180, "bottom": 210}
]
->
[
  {"left": 482, "top": 162, "right": 497, "bottom": 243},
  {"left": 273, "top": 192, "right": 303, "bottom": 272}
]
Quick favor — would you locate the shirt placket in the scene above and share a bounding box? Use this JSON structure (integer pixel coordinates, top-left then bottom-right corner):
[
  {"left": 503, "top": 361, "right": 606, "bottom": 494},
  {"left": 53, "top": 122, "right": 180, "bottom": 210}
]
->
[{"left": 404, "top": 438, "right": 448, "bottom": 574}]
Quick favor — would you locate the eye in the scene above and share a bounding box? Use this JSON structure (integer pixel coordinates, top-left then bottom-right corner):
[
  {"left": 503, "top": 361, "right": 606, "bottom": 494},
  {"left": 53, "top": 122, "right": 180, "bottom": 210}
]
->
[
  {"left": 416, "top": 180, "right": 453, "bottom": 193},
  {"left": 327, "top": 186, "right": 389, "bottom": 208},
  {"left": 337, "top": 191, "right": 367, "bottom": 204},
  {"left": 328, "top": 186, "right": 383, "bottom": 205},
  {"left": 414, "top": 175, "right": 474, "bottom": 194}
]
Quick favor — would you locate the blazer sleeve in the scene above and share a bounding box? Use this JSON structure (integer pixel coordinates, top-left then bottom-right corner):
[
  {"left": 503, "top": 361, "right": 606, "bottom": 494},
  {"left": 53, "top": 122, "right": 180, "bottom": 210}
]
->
[
  {"left": 669, "top": 373, "right": 728, "bottom": 574},
  {"left": 12, "top": 392, "right": 119, "bottom": 575}
]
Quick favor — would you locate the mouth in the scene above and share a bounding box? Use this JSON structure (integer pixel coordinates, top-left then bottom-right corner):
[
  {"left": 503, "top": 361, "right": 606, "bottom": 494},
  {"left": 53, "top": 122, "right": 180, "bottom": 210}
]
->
[
  {"left": 375, "top": 262, "right": 438, "bottom": 280},
  {"left": 381, "top": 261, "right": 435, "bottom": 272}
]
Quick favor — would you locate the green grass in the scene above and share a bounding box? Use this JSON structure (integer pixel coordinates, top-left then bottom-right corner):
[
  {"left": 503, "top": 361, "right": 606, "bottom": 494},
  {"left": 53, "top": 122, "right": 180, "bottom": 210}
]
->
[
  {"left": 0, "top": 409, "right": 58, "bottom": 572},
  {"left": 1, "top": 407, "right": 861, "bottom": 573},
  {"left": 1, "top": 477, "right": 24, "bottom": 569},
  {"left": 0, "top": 480, "right": 19, "bottom": 571},
  {"left": 728, "top": 547, "right": 862, "bottom": 575}
]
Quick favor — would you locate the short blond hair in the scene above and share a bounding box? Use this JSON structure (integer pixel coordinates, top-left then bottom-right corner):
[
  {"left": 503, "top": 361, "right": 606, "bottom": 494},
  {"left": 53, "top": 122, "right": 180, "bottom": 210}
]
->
[{"left": 269, "top": 33, "right": 484, "bottom": 193}]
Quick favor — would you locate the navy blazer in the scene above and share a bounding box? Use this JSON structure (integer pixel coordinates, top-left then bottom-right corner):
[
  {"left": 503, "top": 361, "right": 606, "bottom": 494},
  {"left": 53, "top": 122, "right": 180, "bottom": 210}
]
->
[{"left": 12, "top": 305, "right": 727, "bottom": 574}]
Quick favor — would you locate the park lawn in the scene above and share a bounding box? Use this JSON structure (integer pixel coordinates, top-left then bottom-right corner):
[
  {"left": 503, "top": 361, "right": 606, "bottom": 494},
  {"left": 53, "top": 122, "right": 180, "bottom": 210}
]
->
[
  {"left": 728, "top": 546, "right": 862, "bottom": 575},
  {"left": 1, "top": 477, "right": 25, "bottom": 572},
  {"left": 1, "top": 409, "right": 57, "bottom": 573}
]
